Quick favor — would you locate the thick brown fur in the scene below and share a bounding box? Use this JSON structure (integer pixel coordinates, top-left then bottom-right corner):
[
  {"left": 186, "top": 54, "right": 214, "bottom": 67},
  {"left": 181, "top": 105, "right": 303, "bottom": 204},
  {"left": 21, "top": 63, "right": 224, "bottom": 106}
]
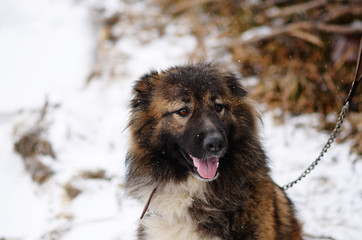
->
[{"left": 125, "top": 63, "right": 302, "bottom": 240}]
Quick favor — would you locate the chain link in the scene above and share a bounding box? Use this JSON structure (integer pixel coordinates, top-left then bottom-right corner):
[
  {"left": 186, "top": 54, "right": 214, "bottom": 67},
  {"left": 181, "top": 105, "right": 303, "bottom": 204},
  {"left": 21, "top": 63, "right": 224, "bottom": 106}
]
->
[
  {"left": 283, "top": 37, "right": 361, "bottom": 190},
  {"left": 282, "top": 102, "right": 350, "bottom": 191}
]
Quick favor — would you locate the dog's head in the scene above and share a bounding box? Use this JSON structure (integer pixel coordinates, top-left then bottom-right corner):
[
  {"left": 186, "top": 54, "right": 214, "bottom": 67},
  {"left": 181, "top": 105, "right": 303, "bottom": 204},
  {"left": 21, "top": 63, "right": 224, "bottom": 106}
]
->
[{"left": 128, "top": 63, "right": 259, "bottom": 182}]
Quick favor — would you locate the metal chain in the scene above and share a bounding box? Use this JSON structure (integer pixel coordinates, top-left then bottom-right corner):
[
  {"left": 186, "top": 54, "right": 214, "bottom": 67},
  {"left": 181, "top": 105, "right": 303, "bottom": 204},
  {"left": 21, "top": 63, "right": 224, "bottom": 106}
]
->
[
  {"left": 283, "top": 37, "right": 361, "bottom": 190},
  {"left": 282, "top": 102, "right": 350, "bottom": 191}
]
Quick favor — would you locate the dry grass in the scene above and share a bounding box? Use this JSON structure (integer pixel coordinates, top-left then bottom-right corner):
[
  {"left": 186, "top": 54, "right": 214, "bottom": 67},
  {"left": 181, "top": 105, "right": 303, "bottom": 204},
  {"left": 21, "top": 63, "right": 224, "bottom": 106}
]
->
[
  {"left": 13, "top": 101, "right": 56, "bottom": 184},
  {"left": 155, "top": 0, "right": 362, "bottom": 155}
]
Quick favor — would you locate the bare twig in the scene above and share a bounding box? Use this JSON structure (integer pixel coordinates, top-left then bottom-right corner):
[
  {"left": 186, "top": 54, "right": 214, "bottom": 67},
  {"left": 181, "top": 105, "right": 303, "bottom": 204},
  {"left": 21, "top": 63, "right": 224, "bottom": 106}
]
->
[
  {"left": 322, "top": 6, "right": 362, "bottom": 23},
  {"left": 288, "top": 29, "right": 323, "bottom": 47},
  {"left": 236, "top": 21, "right": 310, "bottom": 46},
  {"left": 315, "top": 22, "right": 362, "bottom": 35},
  {"left": 236, "top": 21, "right": 362, "bottom": 46},
  {"left": 166, "top": 0, "right": 219, "bottom": 15},
  {"left": 303, "top": 233, "right": 336, "bottom": 240},
  {"left": 37, "top": 99, "right": 49, "bottom": 124},
  {"left": 265, "top": 0, "right": 327, "bottom": 18}
]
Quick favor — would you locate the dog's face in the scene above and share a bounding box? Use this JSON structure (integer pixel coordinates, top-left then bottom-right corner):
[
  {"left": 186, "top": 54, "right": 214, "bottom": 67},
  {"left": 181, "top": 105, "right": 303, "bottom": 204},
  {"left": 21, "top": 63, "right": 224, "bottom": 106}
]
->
[
  {"left": 154, "top": 84, "right": 229, "bottom": 181},
  {"left": 128, "top": 64, "right": 258, "bottom": 182}
]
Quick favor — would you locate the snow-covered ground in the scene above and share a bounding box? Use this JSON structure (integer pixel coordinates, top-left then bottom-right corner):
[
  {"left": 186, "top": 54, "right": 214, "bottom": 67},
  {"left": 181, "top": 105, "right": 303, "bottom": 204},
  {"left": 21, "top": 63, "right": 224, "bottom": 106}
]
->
[{"left": 0, "top": 0, "right": 361, "bottom": 240}]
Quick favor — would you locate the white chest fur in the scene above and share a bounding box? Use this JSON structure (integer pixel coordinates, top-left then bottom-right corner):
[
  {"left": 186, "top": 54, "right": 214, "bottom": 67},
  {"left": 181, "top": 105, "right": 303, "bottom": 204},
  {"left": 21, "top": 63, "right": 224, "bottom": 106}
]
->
[{"left": 140, "top": 175, "right": 220, "bottom": 240}]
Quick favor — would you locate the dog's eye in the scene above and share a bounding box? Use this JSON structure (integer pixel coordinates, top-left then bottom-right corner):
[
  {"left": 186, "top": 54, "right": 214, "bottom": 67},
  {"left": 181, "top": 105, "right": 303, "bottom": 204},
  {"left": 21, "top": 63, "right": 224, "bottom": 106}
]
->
[
  {"left": 177, "top": 108, "right": 189, "bottom": 117},
  {"left": 214, "top": 104, "right": 224, "bottom": 112}
]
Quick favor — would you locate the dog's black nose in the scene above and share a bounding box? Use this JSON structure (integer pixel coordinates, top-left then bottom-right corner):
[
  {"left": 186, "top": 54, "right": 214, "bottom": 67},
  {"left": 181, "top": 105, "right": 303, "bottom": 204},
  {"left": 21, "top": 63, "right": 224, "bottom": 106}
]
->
[{"left": 203, "top": 133, "right": 224, "bottom": 153}]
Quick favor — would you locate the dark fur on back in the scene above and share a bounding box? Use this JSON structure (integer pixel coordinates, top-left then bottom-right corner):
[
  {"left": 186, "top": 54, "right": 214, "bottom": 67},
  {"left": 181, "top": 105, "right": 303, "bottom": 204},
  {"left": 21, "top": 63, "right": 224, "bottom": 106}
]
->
[{"left": 126, "top": 63, "right": 302, "bottom": 240}]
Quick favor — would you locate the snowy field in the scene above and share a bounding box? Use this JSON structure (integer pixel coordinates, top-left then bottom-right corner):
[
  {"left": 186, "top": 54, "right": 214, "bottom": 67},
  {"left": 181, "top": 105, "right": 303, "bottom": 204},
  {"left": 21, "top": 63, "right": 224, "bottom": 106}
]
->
[{"left": 0, "top": 0, "right": 361, "bottom": 239}]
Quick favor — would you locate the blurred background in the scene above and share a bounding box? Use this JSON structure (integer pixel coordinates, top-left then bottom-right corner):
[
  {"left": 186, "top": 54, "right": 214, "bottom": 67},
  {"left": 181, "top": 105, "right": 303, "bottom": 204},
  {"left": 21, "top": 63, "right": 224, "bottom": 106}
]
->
[{"left": 0, "top": 0, "right": 361, "bottom": 239}]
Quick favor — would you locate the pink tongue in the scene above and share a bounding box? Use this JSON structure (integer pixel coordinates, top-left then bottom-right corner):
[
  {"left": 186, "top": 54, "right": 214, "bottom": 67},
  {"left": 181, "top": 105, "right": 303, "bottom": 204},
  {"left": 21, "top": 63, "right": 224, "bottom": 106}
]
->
[{"left": 190, "top": 155, "right": 219, "bottom": 179}]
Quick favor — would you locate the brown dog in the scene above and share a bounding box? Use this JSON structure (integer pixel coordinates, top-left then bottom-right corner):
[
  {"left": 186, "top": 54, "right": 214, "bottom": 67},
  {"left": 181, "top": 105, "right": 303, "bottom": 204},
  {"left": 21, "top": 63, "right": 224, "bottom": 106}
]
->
[{"left": 125, "top": 63, "right": 302, "bottom": 239}]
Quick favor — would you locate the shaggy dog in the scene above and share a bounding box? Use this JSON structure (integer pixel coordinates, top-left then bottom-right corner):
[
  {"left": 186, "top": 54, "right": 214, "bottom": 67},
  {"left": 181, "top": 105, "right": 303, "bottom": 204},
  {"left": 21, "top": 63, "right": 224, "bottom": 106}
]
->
[{"left": 125, "top": 63, "right": 302, "bottom": 240}]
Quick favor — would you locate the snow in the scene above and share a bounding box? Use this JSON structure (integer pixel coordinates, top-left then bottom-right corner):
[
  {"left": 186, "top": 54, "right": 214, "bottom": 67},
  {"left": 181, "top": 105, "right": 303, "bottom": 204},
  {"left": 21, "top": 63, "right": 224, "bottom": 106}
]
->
[
  {"left": 263, "top": 112, "right": 362, "bottom": 239},
  {"left": 0, "top": 0, "right": 361, "bottom": 240},
  {"left": 239, "top": 26, "right": 272, "bottom": 42},
  {"left": 0, "top": 0, "right": 93, "bottom": 112}
]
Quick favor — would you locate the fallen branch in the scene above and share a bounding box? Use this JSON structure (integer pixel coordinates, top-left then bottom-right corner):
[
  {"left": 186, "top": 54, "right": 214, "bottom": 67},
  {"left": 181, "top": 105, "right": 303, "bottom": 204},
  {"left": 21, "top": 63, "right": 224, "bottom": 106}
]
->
[
  {"left": 236, "top": 21, "right": 362, "bottom": 46},
  {"left": 265, "top": 0, "right": 327, "bottom": 18},
  {"left": 322, "top": 6, "right": 362, "bottom": 23},
  {"left": 288, "top": 29, "right": 323, "bottom": 47}
]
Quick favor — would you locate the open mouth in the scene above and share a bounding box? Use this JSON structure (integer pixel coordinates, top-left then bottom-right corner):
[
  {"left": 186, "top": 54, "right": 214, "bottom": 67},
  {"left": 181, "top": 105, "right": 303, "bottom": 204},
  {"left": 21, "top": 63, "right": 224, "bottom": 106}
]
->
[{"left": 180, "top": 149, "right": 220, "bottom": 180}]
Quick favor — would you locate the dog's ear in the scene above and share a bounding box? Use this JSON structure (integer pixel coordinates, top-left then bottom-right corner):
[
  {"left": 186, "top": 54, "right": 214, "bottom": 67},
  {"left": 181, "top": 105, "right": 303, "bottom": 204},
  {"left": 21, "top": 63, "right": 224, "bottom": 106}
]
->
[
  {"left": 225, "top": 73, "right": 248, "bottom": 97},
  {"left": 131, "top": 70, "right": 160, "bottom": 111}
]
